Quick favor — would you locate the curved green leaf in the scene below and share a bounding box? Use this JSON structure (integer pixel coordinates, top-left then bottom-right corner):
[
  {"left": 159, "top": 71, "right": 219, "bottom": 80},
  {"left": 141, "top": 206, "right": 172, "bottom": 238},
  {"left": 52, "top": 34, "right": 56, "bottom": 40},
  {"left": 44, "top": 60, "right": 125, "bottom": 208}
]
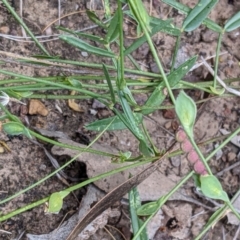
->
[
  {"left": 200, "top": 175, "right": 229, "bottom": 202},
  {"left": 182, "top": 0, "right": 218, "bottom": 32},
  {"left": 175, "top": 91, "right": 196, "bottom": 137},
  {"left": 3, "top": 122, "right": 32, "bottom": 138},
  {"left": 105, "top": 11, "right": 119, "bottom": 43},
  {"left": 59, "top": 35, "right": 115, "bottom": 58},
  {"left": 48, "top": 192, "right": 63, "bottom": 213},
  {"left": 224, "top": 11, "right": 240, "bottom": 32},
  {"left": 163, "top": 0, "right": 222, "bottom": 33},
  {"left": 85, "top": 113, "right": 143, "bottom": 131},
  {"left": 141, "top": 56, "right": 197, "bottom": 115},
  {"left": 137, "top": 201, "right": 160, "bottom": 216},
  {"left": 86, "top": 10, "right": 107, "bottom": 29}
]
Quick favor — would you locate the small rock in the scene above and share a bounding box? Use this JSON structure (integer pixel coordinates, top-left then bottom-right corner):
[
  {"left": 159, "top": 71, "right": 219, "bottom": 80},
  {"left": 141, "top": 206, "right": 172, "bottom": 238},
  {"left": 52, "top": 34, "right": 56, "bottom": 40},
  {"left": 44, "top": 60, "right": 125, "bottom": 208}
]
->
[
  {"left": 89, "top": 109, "right": 98, "bottom": 115},
  {"left": 97, "top": 109, "right": 110, "bottom": 118},
  {"left": 164, "top": 121, "right": 172, "bottom": 129},
  {"left": 28, "top": 99, "right": 49, "bottom": 116},
  {"left": 227, "top": 152, "right": 236, "bottom": 162},
  {"left": 170, "top": 156, "right": 181, "bottom": 167},
  {"left": 81, "top": 51, "right": 88, "bottom": 57},
  {"left": 92, "top": 99, "right": 106, "bottom": 109},
  {"left": 39, "top": 164, "right": 47, "bottom": 171},
  {"left": 0, "top": 146, "right": 4, "bottom": 153},
  {"left": 0, "top": 26, "right": 10, "bottom": 34},
  {"left": 223, "top": 123, "right": 230, "bottom": 130},
  {"left": 163, "top": 109, "right": 175, "bottom": 119}
]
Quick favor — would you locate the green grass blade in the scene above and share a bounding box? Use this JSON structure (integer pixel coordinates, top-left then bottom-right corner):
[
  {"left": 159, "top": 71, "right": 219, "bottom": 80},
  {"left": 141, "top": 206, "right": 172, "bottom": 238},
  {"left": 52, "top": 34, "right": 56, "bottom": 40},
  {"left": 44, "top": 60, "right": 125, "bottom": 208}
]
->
[
  {"left": 102, "top": 64, "right": 116, "bottom": 104},
  {"left": 141, "top": 55, "right": 197, "bottom": 115},
  {"left": 129, "top": 187, "right": 148, "bottom": 240},
  {"left": 124, "top": 19, "right": 175, "bottom": 56},
  {"left": 163, "top": 0, "right": 222, "bottom": 33},
  {"left": 1, "top": 0, "right": 50, "bottom": 56},
  {"left": 86, "top": 10, "right": 107, "bottom": 29},
  {"left": 105, "top": 11, "right": 119, "bottom": 43},
  {"left": 85, "top": 113, "right": 143, "bottom": 131},
  {"left": 182, "top": 0, "right": 218, "bottom": 32},
  {"left": 57, "top": 26, "right": 108, "bottom": 44},
  {"left": 224, "top": 11, "right": 240, "bottom": 32},
  {"left": 59, "top": 35, "right": 115, "bottom": 58}
]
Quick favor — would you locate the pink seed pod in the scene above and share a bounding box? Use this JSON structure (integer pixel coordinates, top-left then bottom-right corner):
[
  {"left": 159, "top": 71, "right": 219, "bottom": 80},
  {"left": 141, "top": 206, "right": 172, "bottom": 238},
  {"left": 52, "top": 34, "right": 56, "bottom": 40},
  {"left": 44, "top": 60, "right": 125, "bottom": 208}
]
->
[
  {"left": 187, "top": 150, "right": 199, "bottom": 164},
  {"left": 181, "top": 139, "right": 193, "bottom": 153},
  {"left": 193, "top": 161, "right": 206, "bottom": 175},
  {"left": 175, "top": 128, "right": 187, "bottom": 143}
]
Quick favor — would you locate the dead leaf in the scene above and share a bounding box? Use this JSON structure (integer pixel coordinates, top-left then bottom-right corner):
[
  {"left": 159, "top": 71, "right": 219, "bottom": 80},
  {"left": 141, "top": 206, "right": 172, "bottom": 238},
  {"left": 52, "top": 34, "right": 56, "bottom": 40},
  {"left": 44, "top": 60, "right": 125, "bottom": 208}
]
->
[
  {"left": 28, "top": 99, "right": 48, "bottom": 116},
  {"left": 68, "top": 91, "right": 84, "bottom": 112}
]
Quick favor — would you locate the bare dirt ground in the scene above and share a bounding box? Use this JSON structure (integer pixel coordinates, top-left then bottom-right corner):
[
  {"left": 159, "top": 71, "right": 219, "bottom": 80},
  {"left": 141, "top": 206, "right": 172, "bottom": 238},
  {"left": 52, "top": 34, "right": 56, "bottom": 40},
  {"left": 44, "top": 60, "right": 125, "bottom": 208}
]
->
[{"left": 0, "top": 0, "right": 240, "bottom": 239}]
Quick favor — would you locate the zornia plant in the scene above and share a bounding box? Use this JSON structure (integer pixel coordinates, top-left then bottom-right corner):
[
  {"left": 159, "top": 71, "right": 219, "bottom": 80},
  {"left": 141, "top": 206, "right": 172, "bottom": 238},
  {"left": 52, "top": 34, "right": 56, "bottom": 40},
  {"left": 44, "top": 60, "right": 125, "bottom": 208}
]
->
[{"left": 175, "top": 91, "right": 240, "bottom": 220}]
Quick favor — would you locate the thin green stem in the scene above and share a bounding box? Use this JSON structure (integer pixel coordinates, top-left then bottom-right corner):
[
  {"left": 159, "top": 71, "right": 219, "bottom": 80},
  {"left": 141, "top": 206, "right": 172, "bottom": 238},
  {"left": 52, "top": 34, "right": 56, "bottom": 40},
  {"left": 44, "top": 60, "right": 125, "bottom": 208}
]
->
[
  {"left": 138, "top": 16, "right": 176, "bottom": 105},
  {"left": 117, "top": 0, "right": 126, "bottom": 90},
  {"left": 1, "top": 0, "right": 50, "bottom": 56},
  {"left": 213, "top": 32, "right": 223, "bottom": 89},
  {"left": 0, "top": 70, "right": 107, "bottom": 100},
  {"left": 170, "top": 34, "right": 181, "bottom": 72}
]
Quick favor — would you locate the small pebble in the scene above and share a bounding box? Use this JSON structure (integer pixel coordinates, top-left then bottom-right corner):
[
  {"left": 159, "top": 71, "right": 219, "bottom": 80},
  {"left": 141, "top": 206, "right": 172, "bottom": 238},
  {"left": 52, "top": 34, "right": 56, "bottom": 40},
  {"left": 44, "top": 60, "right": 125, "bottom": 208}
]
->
[
  {"left": 170, "top": 156, "right": 181, "bottom": 167},
  {"left": 39, "top": 164, "right": 47, "bottom": 171},
  {"left": 227, "top": 152, "right": 236, "bottom": 162},
  {"left": 92, "top": 99, "right": 106, "bottom": 109},
  {"left": 89, "top": 109, "right": 97, "bottom": 115},
  {"left": 81, "top": 51, "right": 88, "bottom": 57},
  {"left": 0, "top": 26, "right": 10, "bottom": 34},
  {"left": 164, "top": 121, "right": 171, "bottom": 129},
  {"left": 0, "top": 146, "right": 4, "bottom": 153}
]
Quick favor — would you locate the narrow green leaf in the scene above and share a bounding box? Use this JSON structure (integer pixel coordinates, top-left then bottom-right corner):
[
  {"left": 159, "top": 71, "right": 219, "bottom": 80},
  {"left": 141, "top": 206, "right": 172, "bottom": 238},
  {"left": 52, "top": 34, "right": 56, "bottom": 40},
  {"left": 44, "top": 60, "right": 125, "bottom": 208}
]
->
[
  {"left": 209, "top": 86, "right": 225, "bottom": 95},
  {"left": 141, "top": 56, "right": 197, "bottom": 115},
  {"left": 3, "top": 122, "right": 32, "bottom": 139},
  {"left": 105, "top": 11, "right": 119, "bottom": 43},
  {"left": 59, "top": 35, "right": 115, "bottom": 58},
  {"left": 86, "top": 10, "right": 107, "bottom": 29},
  {"left": 67, "top": 78, "right": 83, "bottom": 88},
  {"left": 57, "top": 26, "right": 108, "bottom": 44},
  {"left": 182, "top": 0, "right": 218, "bottom": 32},
  {"left": 124, "top": 19, "right": 176, "bottom": 56},
  {"left": 59, "top": 190, "right": 70, "bottom": 199},
  {"left": 163, "top": 0, "right": 222, "bottom": 33},
  {"left": 175, "top": 91, "right": 196, "bottom": 137},
  {"left": 128, "top": 0, "right": 151, "bottom": 34},
  {"left": 102, "top": 64, "right": 116, "bottom": 104},
  {"left": 137, "top": 201, "right": 160, "bottom": 216},
  {"left": 200, "top": 175, "right": 229, "bottom": 202},
  {"left": 48, "top": 192, "right": 63, "bottom": 213},
  {"left": 7, "top": 90, "right": 33, "bottom": 99},
  {"left": 85, "top": 113, "right": 143, "bottom": 131},
  {"left": 224, "top": 11, "right": 240, "bottom": 32},
  {"left": 129, "top": 187, "right": 147, "bottom": 239}
]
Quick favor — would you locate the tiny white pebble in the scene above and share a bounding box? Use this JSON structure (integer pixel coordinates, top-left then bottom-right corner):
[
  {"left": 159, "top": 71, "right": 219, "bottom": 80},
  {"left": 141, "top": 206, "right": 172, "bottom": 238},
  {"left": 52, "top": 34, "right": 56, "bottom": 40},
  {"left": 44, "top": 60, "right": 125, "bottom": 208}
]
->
[
  {"left": 89, "top": 109, "right": 97, "bottom": 115},
  {"left": 81, "top": 51, "right": 88, "bottom": 57}
]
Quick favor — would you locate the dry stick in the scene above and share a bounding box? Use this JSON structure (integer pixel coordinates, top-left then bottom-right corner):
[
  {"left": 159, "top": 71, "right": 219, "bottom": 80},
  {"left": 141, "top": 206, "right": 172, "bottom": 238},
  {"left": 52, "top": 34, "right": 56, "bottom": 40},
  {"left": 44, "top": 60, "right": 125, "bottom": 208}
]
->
[
  {"left": 42, "top": 10, "right": 87, "bottom": 33},
  {"left": 233, "top": 224, "right": 240, "bottom": 240},
  {"left": 216, "top": 160, "right": 240, "bottom": 176},
  {"left": 58, "top": 0, "right": 61, "bottom": 26}
]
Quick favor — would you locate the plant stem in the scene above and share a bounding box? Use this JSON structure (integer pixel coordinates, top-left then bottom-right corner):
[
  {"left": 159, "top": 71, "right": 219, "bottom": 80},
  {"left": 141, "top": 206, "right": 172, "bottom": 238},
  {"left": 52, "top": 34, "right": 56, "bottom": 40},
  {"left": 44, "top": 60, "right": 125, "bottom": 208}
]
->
[
  {"left": 213, "top": 32, "right": 223, "bottom": 89},
  {"left": 1, "top": 0, "right": 50, "bottom": 56}
]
